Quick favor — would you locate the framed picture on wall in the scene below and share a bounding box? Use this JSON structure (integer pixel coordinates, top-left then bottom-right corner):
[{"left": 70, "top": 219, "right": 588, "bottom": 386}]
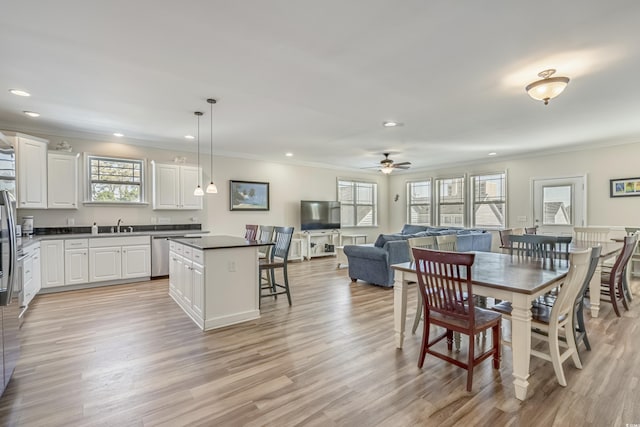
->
[
  {"left": 229, "top": 180, "right": 270, "bottom": 210},
  {"left": 610, "top": 177, "right": 640, "bottom": 197}
]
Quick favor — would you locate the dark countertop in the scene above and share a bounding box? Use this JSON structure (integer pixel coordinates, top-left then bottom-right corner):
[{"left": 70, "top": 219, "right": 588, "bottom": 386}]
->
[
  {"left": 170, "top": 235, "right": 273, "bottom": 250},
  {"left": 37, "top": 230, "right": 210, "bottom": 240}
]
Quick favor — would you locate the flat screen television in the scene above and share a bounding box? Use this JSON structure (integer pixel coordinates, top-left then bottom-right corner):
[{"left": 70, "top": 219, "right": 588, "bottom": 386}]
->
[{"left": 300, "top": 200, "right": 341, "bottom": 231}]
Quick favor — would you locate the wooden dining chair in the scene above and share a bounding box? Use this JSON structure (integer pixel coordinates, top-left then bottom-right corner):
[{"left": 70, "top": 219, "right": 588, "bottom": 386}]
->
[
  {"left": 573, "top": 245, "right": 601, "bottom": 355},
  {"left": 600, "top": 234, "right": 638, "bottom": 317},
  {"left": 259, "top": 226, "right": 294, "bottom": 306},
  {"left": 573, "top": 227, "right": 610, "bottom": 242},
  {"left": 407, "top": 236, "right": 438, "bottom": 334},
  {"left": 244, "top": 224, "right": 259, "bottom": 241},
  {"left": 412, "top": 248, "right": 501, "bottom": 392},
  {"left": 435, "top": 234, "right": 457, "bottom": 251},
  {"left": 524, "top": 227, "right": 537, "bottom": 235},
  {"left": 498, "top": 229, "right": 513, "bottom": 253},
  {"left": 509, "top": 234, "right": 561, "bottom": 261},
  {"left": 493, "top": 249, "right": 591, "bottom": 386}
]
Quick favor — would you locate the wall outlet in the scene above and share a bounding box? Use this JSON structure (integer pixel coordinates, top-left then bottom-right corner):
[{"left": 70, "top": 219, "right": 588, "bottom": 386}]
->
[
  {"left": 67, "top": 218, "right": 75, "bottom": 226},
  {"left": 158, "top": 217, "right": 170, "bottom": 224},
  {"left": 150, "top": 216, "right": 157, "bottom": 224},
  {"left": 191, "top": 217, "right": 198, "bottom": 222},
  {"left": 228, "top": 261, "right": 236, "bottom": 272}
]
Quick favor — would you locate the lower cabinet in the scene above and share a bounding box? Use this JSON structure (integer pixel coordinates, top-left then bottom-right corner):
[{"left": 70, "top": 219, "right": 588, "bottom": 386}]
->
[
  {"left": 122, "top": 245, "right": 151, "bottom": 279},
  {"left": 89, "top": 246, "right": 122, "bottom": 282},
  {"left": 65, "top": 248, "right": 89, "bottom": 285},
  {"left": 22, "top": 243, "right": 41, "bottom": 307},
  {"left": 169, "top": 247, "right": 205, "bottom": 324}
]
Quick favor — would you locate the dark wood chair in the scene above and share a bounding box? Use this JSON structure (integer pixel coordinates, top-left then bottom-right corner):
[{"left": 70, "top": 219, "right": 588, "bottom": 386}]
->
[
  {"left": 601, "top": 234, "right": 638, "bottom": 317},
  {"left": 412, "top": 248, "right": 501, "bottom": 392},
  {"left": 244, "top": 224, "right": 259, "bottom": 241},
  {"left": 259, "top": 226, "right": 294, "bottom": 306}
]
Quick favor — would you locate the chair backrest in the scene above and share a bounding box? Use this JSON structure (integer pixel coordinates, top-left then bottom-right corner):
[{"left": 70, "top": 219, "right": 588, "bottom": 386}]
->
[
  {"left": 575, "top": 245, "right": 602, "bottom": 307},
  {"left": 258, "top": 225, "right": 275, "bottom": 242},
  {"left": 524, "top": 227, "right": 537, "bottom": 235},
  {"left": 509, "top": 234, "right": 560, "bottom": 260},
  {"left": 271, "top": 226, "right": 295, "bottom": 261},
  {"left": 498, "top": 229, "right": 513, "bottom": 248},
  {"left": 549, "top": 249, "right": 591, "bottom": 325},
  {"left": 412, "top": 248, "right": 476, "bottom": 325},
  {"left": 407, "top": 236, "right": 438, "bottom": 262},
  {"left": 244, "top": 224, "right": 259, "bottom": 241},
  {"left": 625, "top": 227, "right": 640, "bottom": 236},
  {"left": 435, "top": 234, "right": 457, "bottom": 251},
  {"left": 608, "top": 234, "right": 638, "bottom": 288},
  {"left": 573, "top": 227, "right": 610, "bottom": 242}
]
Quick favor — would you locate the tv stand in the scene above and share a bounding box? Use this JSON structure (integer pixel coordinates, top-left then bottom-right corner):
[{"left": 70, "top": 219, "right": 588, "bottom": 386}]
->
[{"left": 299, "top": 230, "right": 341, "bottom": 260}]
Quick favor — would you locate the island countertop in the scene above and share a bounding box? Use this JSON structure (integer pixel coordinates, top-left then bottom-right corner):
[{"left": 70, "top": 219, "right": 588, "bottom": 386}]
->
[{"left": 169, "top": 235, "right": 273, "bottom": 250}]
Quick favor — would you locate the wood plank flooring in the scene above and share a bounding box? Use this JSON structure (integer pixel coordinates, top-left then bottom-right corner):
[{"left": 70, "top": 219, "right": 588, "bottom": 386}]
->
[{"left": 0, "top": 257, "right": 639, "bottom": 426}]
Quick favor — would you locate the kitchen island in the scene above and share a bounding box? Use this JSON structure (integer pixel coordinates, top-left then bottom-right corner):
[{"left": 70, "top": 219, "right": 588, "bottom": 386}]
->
[{"left": 168, "top": 236, "right": 271, "bottom": 331}]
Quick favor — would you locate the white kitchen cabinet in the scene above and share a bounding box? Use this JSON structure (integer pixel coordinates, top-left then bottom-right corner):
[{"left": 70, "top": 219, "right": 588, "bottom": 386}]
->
[
  {"left": 151, "top": 161, "right": 202, "bottom": 210},
  {"left": 169, "top": 251, "right": 180, "bottom": 294},
  {"left": 181, "top": 257, "right": 194, "bottom": 306},
  {"left": 48, "top": 152, "right": 79, "bottom": 209},
  {"left": 169, "top": 245, "right": 205, "bottom": 324},
  {"left": 192, "top": 262, "right": 204, "bottom": 319},
  {"left": 65, "top": 249, "right": 88, "bottom": 285},
  {"left": 89, "top": 247, "right": 122, "bottom": 282},
  {"left": 22, "top": 243, "right": 41, "bottom": 307},
  {"left": 7, "top": 132, "right": 48, "bottom": 209},
  {"left": 32, "top": 246, "right": 41, "bottom": 294},
  {"left": 121, "top": 244, "right": 151, "bottom": 279},
  {"left": 40, "top": 240, "right": 65, "bottom": 288}
]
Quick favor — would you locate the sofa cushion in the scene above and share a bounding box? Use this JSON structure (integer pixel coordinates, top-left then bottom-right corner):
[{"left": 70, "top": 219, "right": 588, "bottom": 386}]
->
[
  {"left": 374, "top": 233, "right": 406, "bottom": 248},
  {"left": 401, "top": 224, "right": 428, "bottom": 235}
]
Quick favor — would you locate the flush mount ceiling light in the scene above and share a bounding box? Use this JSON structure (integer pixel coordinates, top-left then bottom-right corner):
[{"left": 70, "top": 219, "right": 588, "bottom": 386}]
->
[
  {"left": 193, "top": 111, "right": 204, "bottom": 196},
  {"left": 9, "top": 89, "right": 30, "bottom": 97},
  {"left": 285, "top": 152, "right": 293, "bottom": 157},
  {"left": 525, "top": 69, "right": 570, "bottom": 105},
  {"left": 488, "top": 152, "right": 497, "bottom": 156},
  {"left": 184, "top": 135, "right": 195, "bottom": 140},
  {"left": 23, "top": 111, "right": 40, "bottom": 117},
  {"left": 205, "top": 98, "right": 218, "bottom": 194},
  {"left": 113, "top": 132, "right": 124, "bottom": 137}
]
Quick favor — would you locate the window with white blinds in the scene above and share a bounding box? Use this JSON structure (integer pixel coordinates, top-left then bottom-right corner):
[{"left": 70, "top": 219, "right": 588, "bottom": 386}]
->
[
  {"left": 471, "top": 172, "right": 506, "bottom": 228},
  {"left": 338, "top": 180, "right": 377, "bottom": 227},
  {"left": 435, "top": 176, "right": 465, "bottom": 226},
  {"left": 407, "top": 180, "right": 431, "bottom": 225}
]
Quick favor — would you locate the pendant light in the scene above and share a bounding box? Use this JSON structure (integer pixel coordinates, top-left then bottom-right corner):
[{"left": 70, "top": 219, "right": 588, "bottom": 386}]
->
[
  {"left": 206, "top": 98, "right": 218, "bottom": 194},
  {"left": 193, "top": 111, "right": 204, "bottom": 196}
]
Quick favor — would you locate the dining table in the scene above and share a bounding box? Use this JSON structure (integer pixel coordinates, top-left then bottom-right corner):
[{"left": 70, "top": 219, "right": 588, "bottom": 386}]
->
[{"left": 392, "top": 251, "right": 571, "bottom": 401}]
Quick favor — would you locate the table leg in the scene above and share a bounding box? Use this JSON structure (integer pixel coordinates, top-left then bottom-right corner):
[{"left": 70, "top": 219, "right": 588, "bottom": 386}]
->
[
  {"left": 510, "top": 293, "right": 532, "bottom": 401},
  {"left": 394, "top": 270, "right": 408, "bottom": 349},
  {"left": 589, "top": 261, "right": 603, "bottom": 317}
]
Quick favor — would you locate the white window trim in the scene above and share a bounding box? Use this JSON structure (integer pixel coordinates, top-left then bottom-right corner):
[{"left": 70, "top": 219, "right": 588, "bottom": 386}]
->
[
  {"left": 337, "top": 178, "right": 378, "bottom": 228},
  {"left": 434, "top": 174, "right": 467, "bottom": 227},
  {"left": 406, "top": 179, "right": 432, "bottom": 225},
  {"left": 84, "top": 153, "right": 148, "bottom": 205},
  {"left": 469, "top": 170, "right": 507, "bottom": 229}
]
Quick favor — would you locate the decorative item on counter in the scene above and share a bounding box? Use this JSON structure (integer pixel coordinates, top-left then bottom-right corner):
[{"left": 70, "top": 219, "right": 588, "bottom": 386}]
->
[
  {"left": 15, "top": 224, "right": 21, "bottom": 237},
  {"left": 55, "top": 140, "right": 73, "bottom": 152},
  {"left": 21, "top": 216, "right": 34, "bottom": 236},
  {"left": 92, "top": 222, "right": 98, "bottom": 235}
]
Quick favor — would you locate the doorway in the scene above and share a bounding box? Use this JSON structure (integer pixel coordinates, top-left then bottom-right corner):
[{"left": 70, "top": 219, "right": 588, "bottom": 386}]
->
[{"left": 532, "top": 176, "right": 586, "bottom": 235}]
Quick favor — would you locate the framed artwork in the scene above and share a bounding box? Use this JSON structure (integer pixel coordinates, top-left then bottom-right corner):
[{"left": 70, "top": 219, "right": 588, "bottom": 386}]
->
[
  {"left": 229, "top": 180, "right": 270, "bottom": 210},
  {"left": 610, "top": 177, "right": 640, "bottom": 197}
]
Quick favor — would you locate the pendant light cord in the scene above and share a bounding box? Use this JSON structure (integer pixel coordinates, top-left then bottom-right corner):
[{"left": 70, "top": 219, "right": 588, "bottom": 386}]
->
[{"left": 194, "top": 111, "right": 203, "bottom": 187}]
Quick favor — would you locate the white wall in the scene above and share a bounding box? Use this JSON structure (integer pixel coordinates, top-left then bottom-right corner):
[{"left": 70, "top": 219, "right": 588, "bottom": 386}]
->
[
  {"left": 388, "top": 141, "right": 640, "bottom": 232},
  {"left": 18, "top": 133, "right": 389, "bottom": 241}
]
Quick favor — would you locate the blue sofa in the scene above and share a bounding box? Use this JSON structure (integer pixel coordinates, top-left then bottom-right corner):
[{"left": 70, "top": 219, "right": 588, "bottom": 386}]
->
[{"left": 343, "top": 225, "right": 492, "bottom": 287}]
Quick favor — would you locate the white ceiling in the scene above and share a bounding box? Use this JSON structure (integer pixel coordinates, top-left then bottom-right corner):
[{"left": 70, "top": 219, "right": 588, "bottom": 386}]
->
[{"left": 1, "top": 1, "right": 640, "bottom": 172}]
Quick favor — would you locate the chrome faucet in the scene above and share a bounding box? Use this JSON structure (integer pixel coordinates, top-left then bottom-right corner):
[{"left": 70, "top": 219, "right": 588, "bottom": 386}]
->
[{"left": 116, "top": 218, "right": 123, "bottom": 233}]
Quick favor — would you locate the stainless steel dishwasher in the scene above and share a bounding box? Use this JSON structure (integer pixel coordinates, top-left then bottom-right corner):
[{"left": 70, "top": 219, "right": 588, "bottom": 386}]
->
[{"left": 151, "top": 236, "right": 179, "bottom": 277}]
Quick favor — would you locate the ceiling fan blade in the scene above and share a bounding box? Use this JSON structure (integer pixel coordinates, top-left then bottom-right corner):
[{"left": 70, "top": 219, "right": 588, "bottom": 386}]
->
[
  {"left": 394, "top": 165, "right": 411, "bottom": 169},
  {"left": 393, "top": 162, "right": 411, "bottom": 167}
]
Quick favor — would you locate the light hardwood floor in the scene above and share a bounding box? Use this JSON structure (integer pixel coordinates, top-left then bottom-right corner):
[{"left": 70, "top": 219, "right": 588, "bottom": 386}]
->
[{"left": 0, "top": 257, "right": 639, "bottom": 426}]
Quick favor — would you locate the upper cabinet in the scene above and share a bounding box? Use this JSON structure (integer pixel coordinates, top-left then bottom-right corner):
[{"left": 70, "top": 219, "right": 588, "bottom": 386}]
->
[
  {"left": 48, "top": 152, "right": 79, "bottom": 209},
  {"left": 10, "top": 133, "right": 48, "bottom": 209},
  {"left": 151, "top": 162, "right": 202, "bottom": 210}
]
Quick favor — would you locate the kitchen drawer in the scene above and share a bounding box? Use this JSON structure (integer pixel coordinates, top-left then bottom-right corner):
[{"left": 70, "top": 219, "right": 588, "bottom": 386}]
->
[
  {"left": 90, "top": 235, "right": 150, "bottom": 248},
  {"left": 65, "top": 239, "right": 88, "bottom": 249},
  {"left": 183, "top": 246, "right": 193, "bottom": 259},
  {"left": 192, "top": 249, "right": 204, "bottom": 264},
  {"left": 172, "top": 242, "right": 183, "bottom": 254}
]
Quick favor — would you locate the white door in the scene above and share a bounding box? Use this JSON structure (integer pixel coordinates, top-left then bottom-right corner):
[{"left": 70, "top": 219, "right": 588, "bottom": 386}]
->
[
  {"left": 89, "top": 247, "right": 122, "bottom": 282},
  {"left": 192, "top": 263, "right": 204, "bottom": 319},
  {"left": 41, "top": 240, "right": 65, "bottom": 288},
  {"left": 48, "top": 153, "right": 78, "bottom": 209},
  {"left": 153, "top": 163, "right": 180, "bottom": 209},
  {"left": 65, "top": 249, "right": 88, "bottom": 285},
  {"left": 121, "top": 245, "right": 151, "bottom": 279},
  {"left": 180, "top": 166, "right": 203, "bottom": 210},
  {"left": 532, "top": 176, "right": 586, "bottom": 235}
]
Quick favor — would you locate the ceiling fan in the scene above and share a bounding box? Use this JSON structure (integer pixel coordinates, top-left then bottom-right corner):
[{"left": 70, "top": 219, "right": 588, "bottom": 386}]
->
[{"left": 377, "top": 153, "right": 411, "bottom": 174}]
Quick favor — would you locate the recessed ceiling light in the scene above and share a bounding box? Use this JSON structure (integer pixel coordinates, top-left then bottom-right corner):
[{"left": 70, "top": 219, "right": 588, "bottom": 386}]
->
[
  {"left": 383, "top": 121, "right": 403, "bottom": 127},
  {"left": 184, "top": 135, "right": 195, "bottom": 140},
  {"left": 9, "top": 89, "right": 30, "bottom": 97},
  {"left": 488, "top": 152, "right": 497, "bottom": 156},
  {"left": 285, "top": 152, "right": 293, "bottom": 157},
  {"left": 113, "top": 132, "right": 124, "bottom": 137},
  {"left": 23, "top": 111, "right": 40, "bottom": 118}
]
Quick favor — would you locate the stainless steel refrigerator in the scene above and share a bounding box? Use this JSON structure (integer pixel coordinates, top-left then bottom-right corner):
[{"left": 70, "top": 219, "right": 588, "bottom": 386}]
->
[{"left": 0, "top": 132, "right": 19, "bottom": 397}]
